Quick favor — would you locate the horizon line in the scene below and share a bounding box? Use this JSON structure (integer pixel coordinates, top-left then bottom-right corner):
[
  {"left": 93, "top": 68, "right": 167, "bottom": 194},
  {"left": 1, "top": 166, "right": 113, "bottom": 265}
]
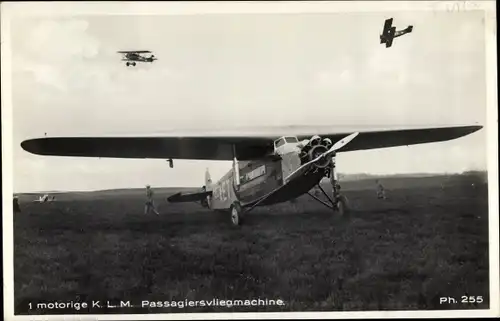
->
[{"left": 12, "top": 170, "right": 487, "bottom": 195}]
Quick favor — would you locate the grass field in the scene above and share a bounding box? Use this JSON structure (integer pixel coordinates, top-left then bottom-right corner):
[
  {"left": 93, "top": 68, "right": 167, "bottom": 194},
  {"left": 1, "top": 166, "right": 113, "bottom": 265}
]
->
[{"left": 13, "top": 173, "right": 490, "bottom": 314}]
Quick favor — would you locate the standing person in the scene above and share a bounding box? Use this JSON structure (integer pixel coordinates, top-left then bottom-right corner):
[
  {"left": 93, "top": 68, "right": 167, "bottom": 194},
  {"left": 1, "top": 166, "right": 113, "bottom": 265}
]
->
[
  {"left": 376, "top": 180, "right": 386, "bottom": 199},
  {"left": 145, "top": 185, "right": 160, "bottom": 215},
  {"left": 13, "top": 196, "right": 21, "bottom": 213},
  {"left": 329, "top": 165, "right": 341, "bottom": 200}
]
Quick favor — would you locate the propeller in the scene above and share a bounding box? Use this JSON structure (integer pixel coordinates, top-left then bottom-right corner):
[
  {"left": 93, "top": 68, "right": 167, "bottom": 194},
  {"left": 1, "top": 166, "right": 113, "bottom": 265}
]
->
[
  {"left": 324, "top": 132, "right": 359, "bottom": 158},
  {"left": 284, "top": 132, "right": 359, "bottom": 184}
]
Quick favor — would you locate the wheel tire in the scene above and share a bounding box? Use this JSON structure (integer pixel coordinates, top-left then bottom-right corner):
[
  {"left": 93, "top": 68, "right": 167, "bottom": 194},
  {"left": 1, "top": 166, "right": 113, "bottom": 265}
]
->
[
  {"left": 132, "top": 62, "right": 136, "bottom": 66},
  {"left": 202, "top": 195, "right": 212, "bottom": 209},
  {"left": 230, "top": 202, "right": 243, "bottom": 226},
  {"left": 337, "top": 195, "right": 350, "bottom": 218},
  {"left": 126, "top": 62, "right": 130, "bottom": 66}
]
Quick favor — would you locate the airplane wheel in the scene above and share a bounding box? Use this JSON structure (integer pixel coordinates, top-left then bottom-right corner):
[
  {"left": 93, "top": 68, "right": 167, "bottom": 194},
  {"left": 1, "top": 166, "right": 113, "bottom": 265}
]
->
[
  {"left": 336, "top": 195, "right": 350, "bottom": 218},
  {"left": 201, "top": 195, "right": 212, "bottom": 209},
  {"left": 126, "top": 62, "right": 130, "bottom": 66},
  {"left": 230, "top": 201, "right": 243, "bottom": 226},
  {"left": 132, "top": 62, "right": 136, "bottom": 66}
]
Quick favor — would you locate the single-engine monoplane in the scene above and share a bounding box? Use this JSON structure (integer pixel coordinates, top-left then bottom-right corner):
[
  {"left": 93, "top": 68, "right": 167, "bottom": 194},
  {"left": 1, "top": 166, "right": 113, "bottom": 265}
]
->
[{"left": 20, "top": 125, "right": 482, "bottom": 226}]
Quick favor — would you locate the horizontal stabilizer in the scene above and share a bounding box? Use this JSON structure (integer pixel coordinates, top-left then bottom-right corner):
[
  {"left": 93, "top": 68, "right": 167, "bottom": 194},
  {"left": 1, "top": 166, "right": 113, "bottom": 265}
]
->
[{"left": 167, "top": 190, "right": 212, "bottom": 203}]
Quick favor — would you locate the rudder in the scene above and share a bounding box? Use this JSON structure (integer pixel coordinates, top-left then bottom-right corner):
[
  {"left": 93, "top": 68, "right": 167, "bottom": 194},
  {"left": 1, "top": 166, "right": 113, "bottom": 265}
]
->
[{"left": 205, "top": 167, "right": 213, "bottom": 191}]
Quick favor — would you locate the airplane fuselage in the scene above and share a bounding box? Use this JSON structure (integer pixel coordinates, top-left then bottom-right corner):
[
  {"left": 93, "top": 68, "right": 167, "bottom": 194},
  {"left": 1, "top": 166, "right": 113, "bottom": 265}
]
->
[
  {"left": 124, "top": 53, "right": 155, "bottom": 63},
  {"left": 207, "top": 149, "right": 328, "bottom": 211}
]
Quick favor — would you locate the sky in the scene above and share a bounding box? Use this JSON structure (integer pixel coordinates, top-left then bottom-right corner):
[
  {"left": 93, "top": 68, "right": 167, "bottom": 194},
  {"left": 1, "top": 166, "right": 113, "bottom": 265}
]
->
[{"left": 8, "top": 9, "right": 489, "bottom": 192}]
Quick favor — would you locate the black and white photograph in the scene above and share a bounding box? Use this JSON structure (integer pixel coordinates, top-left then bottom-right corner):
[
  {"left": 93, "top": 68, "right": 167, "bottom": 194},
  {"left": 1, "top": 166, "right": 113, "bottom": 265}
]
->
[{"left": 2, "top": 1, "right": 498, "bottom": 319}]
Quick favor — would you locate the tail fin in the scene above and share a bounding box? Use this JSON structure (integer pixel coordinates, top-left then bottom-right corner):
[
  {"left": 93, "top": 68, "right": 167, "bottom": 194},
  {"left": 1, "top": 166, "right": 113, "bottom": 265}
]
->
[{"left": 205, "top": 168, "right": 213, "bottom": 191}]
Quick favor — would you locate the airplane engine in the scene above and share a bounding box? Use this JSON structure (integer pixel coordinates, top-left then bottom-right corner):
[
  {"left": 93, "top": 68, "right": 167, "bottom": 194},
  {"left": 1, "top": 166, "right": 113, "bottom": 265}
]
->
[
  {"left": 323, "top": 138, "right": 333, "bottom": 148},
  {"left": 310, "top": 135, "right": 322, "bottom": 146},
  {"left": 299, "top": 136, "right": 333, "bottom": 169},
  {"left": 308, "top": 144, "right": 331, "bottom": 168}
]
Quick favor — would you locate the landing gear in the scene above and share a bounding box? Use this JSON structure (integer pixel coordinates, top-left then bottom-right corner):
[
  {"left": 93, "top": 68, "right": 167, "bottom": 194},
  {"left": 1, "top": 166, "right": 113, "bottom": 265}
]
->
[
  {"left": 125, "top": 62, "right": 137, "bottom": 67},
  {"left": 306, "top": 155, "right": 350, "bottom": 217},
  {"left": 336, "top": 194, "right": 350, "bottom": 217},
  {"left": 229, "top": 145, "right": 244, "bottom": 226},
  {"left": 330, "top": 155, "right": 350, "bottom": 217},
  {"left": 230, "top": 201, "right": 243, "bottom": 226}
]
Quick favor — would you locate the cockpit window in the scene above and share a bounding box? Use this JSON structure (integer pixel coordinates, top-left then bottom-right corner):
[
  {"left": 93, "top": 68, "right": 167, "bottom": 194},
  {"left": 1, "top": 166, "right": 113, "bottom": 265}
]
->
[
  {"left": 275, "top": 138, "right": 286, "bottom": 148},
  {"left": 285, "top": 136, "right": 298, "bottom": 143}
]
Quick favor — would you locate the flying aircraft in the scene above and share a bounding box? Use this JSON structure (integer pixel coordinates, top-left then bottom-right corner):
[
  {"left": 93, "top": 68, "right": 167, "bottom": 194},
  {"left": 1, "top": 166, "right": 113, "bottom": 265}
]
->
[
  {"left": 20, "top": 125, "right": 482, "bottom": 226},
  {"left": 380, "top": 18, "right": 413, "bottom": 48},
  {"left": 117, "top": 50, "right": 158, "bottom": 67},
  {"left": 32, "top": 194, "right": 56, "bottom": 203}
]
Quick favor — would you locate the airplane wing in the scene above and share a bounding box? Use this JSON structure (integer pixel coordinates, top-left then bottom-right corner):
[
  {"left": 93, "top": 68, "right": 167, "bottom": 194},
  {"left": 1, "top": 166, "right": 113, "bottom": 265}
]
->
[
  {"left": 305, "top": 126, "right": 481, "bottom": 152},
  {"left": 167, "top": 190, "right": 212, "bottom": 203},
  {"left": 20, "top": 125, "right": 482, "bottom": 161},
  {"left": 21, "top": 136, "right": 272, "bottom": 160}
]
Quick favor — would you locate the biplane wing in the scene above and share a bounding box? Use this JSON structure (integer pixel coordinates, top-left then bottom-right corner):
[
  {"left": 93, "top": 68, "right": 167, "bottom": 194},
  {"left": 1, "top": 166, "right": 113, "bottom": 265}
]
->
[
  {"left": 21, "top": 125, "right": 482, "bottom": 161},
  {"left": 380, "top": 18, "right": 395, "bottom": 47},
  {"left": 383, "top": 18, "right": 393, "bottom": 33},
  {"left": 384, "top": 35, "right": 394, "bottom": 48},
  {"left": 117, "top": 50, "right": 152, "bottom": 54}
]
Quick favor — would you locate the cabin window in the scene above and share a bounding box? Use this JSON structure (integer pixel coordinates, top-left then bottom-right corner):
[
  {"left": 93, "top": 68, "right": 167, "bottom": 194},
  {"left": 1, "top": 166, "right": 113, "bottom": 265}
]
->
[{"left": 285, "top": 136, "right": 298, "bottom": 143}]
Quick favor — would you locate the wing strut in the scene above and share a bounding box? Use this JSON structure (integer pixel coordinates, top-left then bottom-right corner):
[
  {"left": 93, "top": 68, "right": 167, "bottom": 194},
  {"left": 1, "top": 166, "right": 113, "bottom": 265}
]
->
[
  {"left": 242, "top": 185, "right": 283, "bottom": 215},
  {"left": 307, "top": 184, "right": 336, "bottom": 210},
  {"left": 232, "top": 144, "right": 240, "bottom": 187},
  {"left": 306, "top": 191, "right": 336, "bottom": 210}
]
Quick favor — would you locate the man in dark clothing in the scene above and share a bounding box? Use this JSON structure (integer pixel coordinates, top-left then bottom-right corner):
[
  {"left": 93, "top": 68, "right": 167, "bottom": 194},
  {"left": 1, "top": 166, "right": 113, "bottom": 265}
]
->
[
  {"left": 376, "top": 180, "right": 387, "bottom": 199},
  {"left": 13, "top": 196, "right": 21, "bottom": 213}
]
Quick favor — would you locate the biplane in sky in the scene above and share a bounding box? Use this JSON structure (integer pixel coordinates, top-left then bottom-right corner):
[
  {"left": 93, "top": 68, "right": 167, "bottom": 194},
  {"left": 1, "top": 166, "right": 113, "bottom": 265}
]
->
[
  {"left": 117, "top": 50, "right": 158, "bottom": 67},
  {"left": 21, "top": 125, "right": 482, "bottom": 226},
  {"left": 380, "top": 18, "right": 413, "bottom": 48}
]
